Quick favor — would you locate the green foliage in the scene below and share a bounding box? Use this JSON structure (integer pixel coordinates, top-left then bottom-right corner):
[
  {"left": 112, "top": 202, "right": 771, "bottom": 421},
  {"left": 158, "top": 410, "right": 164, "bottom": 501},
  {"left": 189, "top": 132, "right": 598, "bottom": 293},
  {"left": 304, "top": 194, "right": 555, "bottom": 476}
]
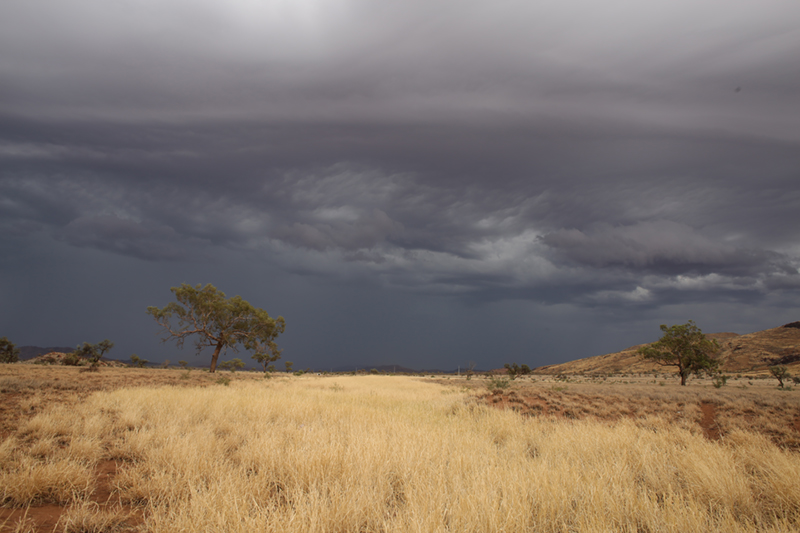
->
[
  {"left": 130, "top": 355, "right": 148, "bottom": 368},
  {"left": 487, "top": 375, "right": 510, "bottom": 392},
  {"left": 72, "top": 340, "right": 114, "bottom": 370},
  {"left": 147, "top": 283, "right": 285, "bottom": 373},
  {"left": 712, "top": 374, "right": 729, "bottom": 388},
  {"left": 769, "top": 365, "right": 790, "bottom": 388},
  {"left": 284, "top": 361, "right": 294, "bottom": 373},
  {"left": 370, "top": 368, "right": 379, "bottom": 374},
  {"left": 637, "top": 321, "right": 720, "bottom": 386},
  {"left": 0, "top": 337, "right": 20, "bottom": 364},
  {"left": 219, "top": 358, "right": 246, "bottom": 373},
  {"left": 504, "top": 363, "right": 531, "bottom": 380},
  {"left": 178, "top": 360, "right": 189, "bottom": 369},
  {"left": 216, "top": 376, "right": 231, "bottom": 386},
  {"left": 62, "top": 352, "right": 82, "bottom": 366}
]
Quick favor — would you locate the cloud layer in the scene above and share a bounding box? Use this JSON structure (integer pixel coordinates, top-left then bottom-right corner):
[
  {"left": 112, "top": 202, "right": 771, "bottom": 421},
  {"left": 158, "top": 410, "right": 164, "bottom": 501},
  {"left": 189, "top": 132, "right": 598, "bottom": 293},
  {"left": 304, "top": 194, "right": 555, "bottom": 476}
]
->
[{"left": 1, "top": 0, "right": 799, "bottom": 367}]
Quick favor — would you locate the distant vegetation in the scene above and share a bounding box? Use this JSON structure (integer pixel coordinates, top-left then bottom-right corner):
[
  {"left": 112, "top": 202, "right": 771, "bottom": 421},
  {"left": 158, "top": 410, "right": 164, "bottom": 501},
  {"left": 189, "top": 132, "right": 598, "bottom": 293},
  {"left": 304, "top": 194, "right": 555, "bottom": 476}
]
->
[{"left": 0, "top": 336, "right": 20, "bottom": 363}]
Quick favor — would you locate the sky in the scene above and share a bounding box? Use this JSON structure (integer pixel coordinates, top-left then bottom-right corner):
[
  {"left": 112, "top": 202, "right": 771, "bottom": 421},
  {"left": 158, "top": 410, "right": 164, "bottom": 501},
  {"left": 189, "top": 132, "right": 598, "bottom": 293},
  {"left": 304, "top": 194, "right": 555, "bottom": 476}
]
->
[{"left": 1, "top": 0, "right": 799, "bottom": 371}]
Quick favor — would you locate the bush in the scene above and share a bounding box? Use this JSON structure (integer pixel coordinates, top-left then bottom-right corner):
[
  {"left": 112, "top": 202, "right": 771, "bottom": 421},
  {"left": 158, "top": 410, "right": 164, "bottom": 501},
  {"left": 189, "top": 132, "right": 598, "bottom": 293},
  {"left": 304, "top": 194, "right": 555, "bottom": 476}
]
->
[
  {"left": 487, "top": 376, "right": 510, "bottom": 392},
  {"left": 504, "top": 363, "right": 531, "bottom": 380},
  {"left": 219, "top": 358, "right": 245, "bottom": 373},
  {"left": 130, "top": 355, "right": 148, "bottom": 368},
  {"left": 769, "top": 365, "right": 790, "bottom": 388},
  {"left": 62, "top": 353, "right": 82, "bottom": 366},
  {"left": 216, "top": 376, "right": 231, "bottom": 386},
  {"left": 712, "top": 375, "right": 728, "bottom": 388},
  {"left": 0, "top": 337, "right": 20, "bottom": 363}
]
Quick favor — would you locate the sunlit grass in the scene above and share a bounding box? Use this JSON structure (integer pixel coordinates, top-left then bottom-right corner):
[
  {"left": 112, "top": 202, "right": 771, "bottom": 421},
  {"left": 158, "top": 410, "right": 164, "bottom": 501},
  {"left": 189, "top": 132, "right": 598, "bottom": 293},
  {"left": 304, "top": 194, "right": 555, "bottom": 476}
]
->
[{"left": 1, "top": 374, "right": 799, "bottom": 532}]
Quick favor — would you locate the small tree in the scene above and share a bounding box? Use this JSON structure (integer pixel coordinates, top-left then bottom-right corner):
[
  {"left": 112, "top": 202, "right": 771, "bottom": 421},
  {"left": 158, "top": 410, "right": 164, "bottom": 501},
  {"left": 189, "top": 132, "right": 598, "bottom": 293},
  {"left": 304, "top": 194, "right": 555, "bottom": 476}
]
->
[
  {"left": 130, "top": 355, "right": 148, "bottom": 368},
  {"left": 252, "top": 345, "right": 282, "bottom": 373},
  {"left": 74, "top": 340, "right": 114, "bottom": 369},
  {"left": 769, "top": 365, "right": 790, "bottom": 388},
  {"left": 147, "top": 283, "right": 285, "bottom": 373},
  {"left": 220, "top": 358, "right": 246, "bottom": 373},
  {"left": 465, "top": 361, "right": 477, "bottom": 380},
  {"left": 0, "top": 337, "right": 20, "bottom": 364},
  {"left": 638, "top": 321, "right": 719, "bottom": 386},
  {"left": 178, "top": 360, "right": 189, "bottom": 369},
  {"left": 284, "top": 361, "right": 294, "bottom": 373},
  {"left": 504, "top": 363, "right": 531, "bottom": 380}
]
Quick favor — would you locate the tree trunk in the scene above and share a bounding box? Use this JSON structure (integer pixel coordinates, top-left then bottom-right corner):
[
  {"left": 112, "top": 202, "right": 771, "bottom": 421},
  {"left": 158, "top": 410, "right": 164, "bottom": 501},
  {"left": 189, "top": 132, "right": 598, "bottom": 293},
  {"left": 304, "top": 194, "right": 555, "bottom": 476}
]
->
[
  {"left": 680, "top": 370, "right": 688, "bottom": 386},
  {"left": 209, "top": 342, "right": 224, "bottom": 373}
]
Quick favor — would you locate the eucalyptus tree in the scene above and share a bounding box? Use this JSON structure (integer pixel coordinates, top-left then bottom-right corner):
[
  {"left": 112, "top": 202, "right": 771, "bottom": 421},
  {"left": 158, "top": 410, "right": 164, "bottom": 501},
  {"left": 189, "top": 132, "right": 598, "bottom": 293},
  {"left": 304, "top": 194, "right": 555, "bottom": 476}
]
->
[
  {"left": 147, "top": 283, "right": 285, "bottom": 373},
  {"left": 638, "top": 320, "right": 719, "bottom": 385}
]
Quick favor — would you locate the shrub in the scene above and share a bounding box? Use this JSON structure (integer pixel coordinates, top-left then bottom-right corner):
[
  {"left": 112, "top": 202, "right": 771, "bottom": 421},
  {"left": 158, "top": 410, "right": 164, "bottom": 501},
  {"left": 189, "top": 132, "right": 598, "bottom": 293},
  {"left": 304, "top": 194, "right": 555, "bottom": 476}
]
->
[
  {"left": 219, "top": 358, "right": 245, "bottom": 373},
  {"left": 62, "top": 353, "right": 82, "bottom": 366},
  {"left": 712, "top": 375, "right": 728, "bottom": 388},
  {"left": 487, "top": 376, "right": 510, "bottom": 392},
  {"left": 0, "top": 337, "right": 20, "bottom": 363},
  {"left": 769, "top": 366, "right": 790, "bottom": 388}
]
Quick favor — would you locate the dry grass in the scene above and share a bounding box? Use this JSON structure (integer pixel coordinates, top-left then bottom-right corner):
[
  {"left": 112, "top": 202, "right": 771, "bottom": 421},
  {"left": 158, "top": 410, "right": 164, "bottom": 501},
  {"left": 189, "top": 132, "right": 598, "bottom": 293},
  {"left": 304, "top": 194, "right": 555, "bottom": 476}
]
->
[
  {"left": 459, "top": 374, "right": 800, "bottom": 449},
  {"left": 1, "top": 366, "right": 800, "bottom": 532}
]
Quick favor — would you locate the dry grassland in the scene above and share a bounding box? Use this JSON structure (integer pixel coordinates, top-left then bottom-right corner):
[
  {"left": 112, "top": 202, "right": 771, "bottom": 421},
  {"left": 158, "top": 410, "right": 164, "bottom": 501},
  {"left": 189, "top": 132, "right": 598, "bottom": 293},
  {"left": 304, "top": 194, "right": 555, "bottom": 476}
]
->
[{"left": 1, "top": 366, "right": 800, "bottom": 532}]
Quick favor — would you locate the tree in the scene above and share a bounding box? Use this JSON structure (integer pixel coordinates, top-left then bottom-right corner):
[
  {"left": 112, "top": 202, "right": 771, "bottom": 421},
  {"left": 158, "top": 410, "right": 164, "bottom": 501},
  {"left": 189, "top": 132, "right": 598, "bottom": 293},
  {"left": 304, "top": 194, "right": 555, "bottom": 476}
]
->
[
  {"left": 252, "top": 344, "right": 282, "bottom": 373},
  {"left": 769, "top": 365, "right": 790, "bottom": 388},
  {"left": 220, "top": 358, "right": 245, "bottom": 373},
  {"left": 504, "top": 363, "right": 531, "bottom": 380},
  {"left": 130, "top": 355, "right": 148, "bottom": 368},
  {"left": 638, "top": 320, "right": 719, "bottom": 386},
  {"left": 465, "top": 361, "right": 477, "bottom": 381},
  {"left": 284, "top": 361, "right": 294, "bottom": 373},
  {"left": 74, "top": 340, "right": 114, "bottom": 368},
  {"left": 147, "top": 283, "right": 285, "bottom": 373},
  {"left": 0, "top": 337, "right": 20, "bottom": 364}
]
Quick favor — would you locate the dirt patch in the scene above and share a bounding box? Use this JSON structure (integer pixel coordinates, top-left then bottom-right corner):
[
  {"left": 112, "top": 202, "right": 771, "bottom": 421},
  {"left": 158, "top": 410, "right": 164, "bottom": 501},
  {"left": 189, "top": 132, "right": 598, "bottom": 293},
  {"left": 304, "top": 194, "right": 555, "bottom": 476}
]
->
[
  {"left": 0, "top": 460, "right": 142, "bottom": 532},
  {"left": 91, "top": 460, "right": 119, "bottom": 504},
  {"left": 485, "top": 392, "right": 551, "bottom": 417},
  {"left": 698, "top": 402, "right": 721, "bottom": 441},
  {"left": 0, "top": 504, "right": 64, "bottom": 532},
  {"left": 0, "top": 392, "right": 29, "bottom": 438}
]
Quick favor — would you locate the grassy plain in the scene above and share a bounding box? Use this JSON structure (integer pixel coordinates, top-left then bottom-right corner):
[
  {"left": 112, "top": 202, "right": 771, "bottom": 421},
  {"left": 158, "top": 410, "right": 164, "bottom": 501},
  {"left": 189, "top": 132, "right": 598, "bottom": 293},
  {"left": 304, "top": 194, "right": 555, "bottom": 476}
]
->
[{"left": 1, "top": 366, "right": 799, "bottom": 532}]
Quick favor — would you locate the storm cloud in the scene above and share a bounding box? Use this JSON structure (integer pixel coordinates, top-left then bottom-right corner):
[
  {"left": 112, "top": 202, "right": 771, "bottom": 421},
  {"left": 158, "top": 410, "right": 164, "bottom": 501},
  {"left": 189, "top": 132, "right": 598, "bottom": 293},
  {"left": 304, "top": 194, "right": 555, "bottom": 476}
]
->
[{"left": 1, "top": 0, "right": 799, "bottom": 369}]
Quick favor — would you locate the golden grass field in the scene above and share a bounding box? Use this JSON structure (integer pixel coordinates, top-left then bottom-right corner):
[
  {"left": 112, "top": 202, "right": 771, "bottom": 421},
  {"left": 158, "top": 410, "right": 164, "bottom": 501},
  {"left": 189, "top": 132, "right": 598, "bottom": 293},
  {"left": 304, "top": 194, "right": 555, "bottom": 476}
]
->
[{"left": 1, "top": 365, "right": 800, "bottom": 532}]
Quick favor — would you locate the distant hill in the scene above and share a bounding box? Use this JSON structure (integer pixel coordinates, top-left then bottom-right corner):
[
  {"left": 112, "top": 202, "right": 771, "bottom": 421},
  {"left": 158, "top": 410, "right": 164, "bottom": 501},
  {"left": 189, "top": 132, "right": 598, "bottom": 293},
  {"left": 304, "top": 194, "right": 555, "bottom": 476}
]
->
[
  {"left": 534, "top": 323, "right": 800, "bottom": 375},
  {"left": 329, "top": 364, "right": 469, "bottom": 374},
  {"left": 18, "top": 346, "right": 75, "bottom": 360}
]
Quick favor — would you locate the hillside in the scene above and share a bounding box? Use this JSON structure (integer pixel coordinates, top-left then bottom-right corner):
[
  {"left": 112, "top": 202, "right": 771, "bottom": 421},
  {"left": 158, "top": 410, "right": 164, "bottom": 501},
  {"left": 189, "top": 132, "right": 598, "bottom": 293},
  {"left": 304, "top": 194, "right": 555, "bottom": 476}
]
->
[
  {"left": 534, "top": 323, "right": 800, "bottom": 375},
  {"left": 18, "top": 346, "right": 74, "bottom": 360}
]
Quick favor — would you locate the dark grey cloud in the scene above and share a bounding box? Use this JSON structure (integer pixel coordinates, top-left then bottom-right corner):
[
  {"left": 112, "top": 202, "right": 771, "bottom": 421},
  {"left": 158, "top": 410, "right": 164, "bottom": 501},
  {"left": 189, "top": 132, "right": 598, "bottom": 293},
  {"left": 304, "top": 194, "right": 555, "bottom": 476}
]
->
[
  {"left": 539, "top": 221, "right": 794, "bottom": 276},
  {"left": 1, "top": 0, "right": 799, "bottom": 369}
]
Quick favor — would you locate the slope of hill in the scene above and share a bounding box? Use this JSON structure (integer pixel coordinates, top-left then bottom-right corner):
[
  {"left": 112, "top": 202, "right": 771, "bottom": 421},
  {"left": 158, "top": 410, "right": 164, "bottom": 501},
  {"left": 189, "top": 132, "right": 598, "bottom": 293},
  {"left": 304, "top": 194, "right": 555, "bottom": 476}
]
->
[
  {"left": 18, "top": 346, "right": 75, "bottom": 360},
  {"left": 534, "top": 323, "right": 800, "bottom": 375}
]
